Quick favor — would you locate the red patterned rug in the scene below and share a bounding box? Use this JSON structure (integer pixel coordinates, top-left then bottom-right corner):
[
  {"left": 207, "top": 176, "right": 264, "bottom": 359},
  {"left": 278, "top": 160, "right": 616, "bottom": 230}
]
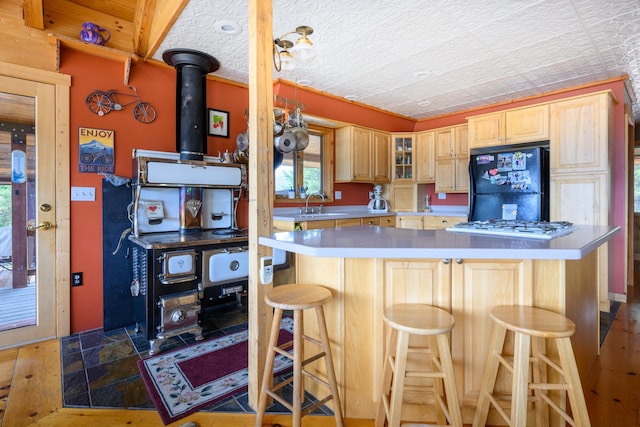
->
[{"left": 138, "top": 317, "right": 294, "bottom": 425}]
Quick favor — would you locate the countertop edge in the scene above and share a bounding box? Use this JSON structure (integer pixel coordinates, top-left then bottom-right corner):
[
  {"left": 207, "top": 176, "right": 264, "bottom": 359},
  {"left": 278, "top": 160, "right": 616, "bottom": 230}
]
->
[{"left": 259, "top": 225, "right": 620, "bottom": 260}]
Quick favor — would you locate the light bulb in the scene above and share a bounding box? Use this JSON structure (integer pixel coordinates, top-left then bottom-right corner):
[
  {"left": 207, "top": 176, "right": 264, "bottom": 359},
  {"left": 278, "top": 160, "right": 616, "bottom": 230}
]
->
[
  {"left": 291, "top": 37, "right": 316, "bottom": 63},
  {"left": 279, "top": 50, "right": 296, "bottom": 71}
]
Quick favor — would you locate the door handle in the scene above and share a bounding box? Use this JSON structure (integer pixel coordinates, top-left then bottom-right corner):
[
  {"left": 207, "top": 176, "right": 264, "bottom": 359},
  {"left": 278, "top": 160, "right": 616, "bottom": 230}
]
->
[{"left": 27, "top": 221, "right": 52, "bottom": 231}]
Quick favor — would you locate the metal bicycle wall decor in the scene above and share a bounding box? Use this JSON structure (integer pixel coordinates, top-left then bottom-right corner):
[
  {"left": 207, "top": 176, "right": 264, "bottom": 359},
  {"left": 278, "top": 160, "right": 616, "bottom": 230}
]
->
[{"left": 85, "top": 86, "right": 157, "bottom": 124}]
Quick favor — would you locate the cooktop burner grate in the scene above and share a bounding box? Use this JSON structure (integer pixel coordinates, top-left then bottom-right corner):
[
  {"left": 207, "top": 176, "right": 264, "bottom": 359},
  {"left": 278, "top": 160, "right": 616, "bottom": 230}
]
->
[{"left": 447, "top": 220, "right": 575, "bottom": 239}]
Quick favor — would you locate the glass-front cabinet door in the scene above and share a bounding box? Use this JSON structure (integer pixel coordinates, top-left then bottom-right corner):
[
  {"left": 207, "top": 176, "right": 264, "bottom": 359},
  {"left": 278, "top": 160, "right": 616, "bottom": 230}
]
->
[{"left": 392, "top": 133, "right": 414, "bottom": 181}]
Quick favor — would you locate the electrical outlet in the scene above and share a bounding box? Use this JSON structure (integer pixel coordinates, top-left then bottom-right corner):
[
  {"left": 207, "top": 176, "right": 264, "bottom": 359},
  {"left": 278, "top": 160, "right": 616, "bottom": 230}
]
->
[
  {"left": 335, "top": 191, "right": 342, "bottom": 200},
  {"left": 438, "top": 192, "right": 447, "bottom": 200},
  {"left": 71, "top": 187, "right": 96, "bottom": 201},
  {"left": 72, "top": 272, "right": 83, "bottom": 286}
]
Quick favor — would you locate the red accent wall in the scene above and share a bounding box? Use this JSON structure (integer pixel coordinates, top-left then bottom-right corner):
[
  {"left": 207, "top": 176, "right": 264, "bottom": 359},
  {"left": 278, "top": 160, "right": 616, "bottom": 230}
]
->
[{"left": 61, "top": 48, "right": 628, "bottom": 332}]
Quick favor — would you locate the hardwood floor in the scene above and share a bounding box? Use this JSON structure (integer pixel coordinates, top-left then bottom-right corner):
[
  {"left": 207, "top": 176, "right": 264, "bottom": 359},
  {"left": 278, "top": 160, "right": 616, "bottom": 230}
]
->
[{"left": 1, "top": 286, "right": 638, "bottom": 426}]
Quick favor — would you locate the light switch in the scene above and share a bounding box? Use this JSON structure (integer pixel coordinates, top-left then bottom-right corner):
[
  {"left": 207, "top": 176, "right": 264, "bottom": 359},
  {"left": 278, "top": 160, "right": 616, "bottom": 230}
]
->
[{"left": 71, "top": 186, "right": 96, "bottom": 201}]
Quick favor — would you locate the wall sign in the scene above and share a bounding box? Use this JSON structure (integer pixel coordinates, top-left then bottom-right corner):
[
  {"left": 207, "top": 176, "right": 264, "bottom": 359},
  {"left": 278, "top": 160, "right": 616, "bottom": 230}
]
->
[{"left": 78, "top": 127, "right": 115, "bottom": 173}]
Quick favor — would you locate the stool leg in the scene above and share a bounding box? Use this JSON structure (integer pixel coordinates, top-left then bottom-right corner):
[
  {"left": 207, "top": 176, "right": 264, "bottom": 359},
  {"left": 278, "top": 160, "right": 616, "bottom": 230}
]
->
[
  {"left": 375, "top": 326, "right": 398, "bottom": 427},
  {"left": 255, "top": 308, "right": 284, "bottom": 427},
  {"left": 315, "top": 305, "right": 345, "bottom": 427},
  {"left": 429, "top": 335, "right": 447, "bottom": 425},
  {"left": 472, "top": 324, "right": 508, "bottom": 427},
  {"left": 388, "top": 330, "right": 410, "bottom": 427},
  {"left": 436, "top": 333, "right": 463, "bottom": 426},
  {"left": 531, "top": 337, "right": 549, "bottom": 427},
  {"left": 556, "top": 337, "right": 591, "bottom": 427},
  {"left": 511, "top": 331, "right": 531, "bottom": 427},
  {"left": 292, "top": 308, "right": 303, "bottom": 427}
]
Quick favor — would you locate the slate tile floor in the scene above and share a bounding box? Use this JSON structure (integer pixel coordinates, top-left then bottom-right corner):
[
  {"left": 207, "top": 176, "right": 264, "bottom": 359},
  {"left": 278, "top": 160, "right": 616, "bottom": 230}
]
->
[{"left": 59, "top": 302, "right": 332, "bottom": 416}]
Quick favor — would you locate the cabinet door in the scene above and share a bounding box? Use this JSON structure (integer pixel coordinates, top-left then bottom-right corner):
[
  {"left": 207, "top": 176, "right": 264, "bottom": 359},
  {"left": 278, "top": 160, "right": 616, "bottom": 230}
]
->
[
  {"left": 451, "top": 259, "right": 533, "bottom": 407},
  {"left": 389, "top": 182, "right": 419, "bottom": 212},
  {"left": 468, "top": 112, "right": 504, "bottom": 148},
  {"left": 300, "top": 219, "right": 336, "bottom": 230},
  {"left": 352, "top": 127, "right": 374, "bottom": 181},
  {"left": 435, "top": 158, "right": 456, "bottom": 193},
  {"left": 549, "top": 93, "right": 611, "bottom": 174},
  {"left": 392, "top": 134, "right": 414, "bottom": 181},
  {"left": 550, "top": 172, "right": 608, "bottom": 225},
  {"left": 505, "top": 104, "right": 549, "bottom": 144},
  {"left": 396, "top": 216, "right": 423, "bottom": 229},
  {"left": 455, "top": 125, "right": 468, "bottom": 156},
  {"left": 415, "top": 131, "right": 435, "bottom": 183},
  {"left": 455, "top": 158, "right": 470, "bottom": 192},
  {"left": 378, "top": 216, "right": 396, "bottom": 227},
  {"left": 435, "top": 128, "right": 454, "bottom": 159},
  {"left": 335, "top": 218, "right": 362, "bottom": 227},
  {"left": 383, "top": 259, "right": 452, "bottom": 309},
  {"left": 422, "top": 216, "right": 460, "bottom": 230},
  {"left": 373, "top": 131, "right": 391, "bottom": 182}
]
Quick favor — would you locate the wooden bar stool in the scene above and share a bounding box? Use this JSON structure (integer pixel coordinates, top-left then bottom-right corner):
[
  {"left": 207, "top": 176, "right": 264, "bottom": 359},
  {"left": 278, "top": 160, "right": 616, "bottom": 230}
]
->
[
  {"left": 375, "top": 303, "right": 462, "bottom": 427},
  {"left": 472, "top": 305, "right": 591, "bottom": 427},
  {"left": 255, "top": 284, "right": 344, "bottom": 427}
]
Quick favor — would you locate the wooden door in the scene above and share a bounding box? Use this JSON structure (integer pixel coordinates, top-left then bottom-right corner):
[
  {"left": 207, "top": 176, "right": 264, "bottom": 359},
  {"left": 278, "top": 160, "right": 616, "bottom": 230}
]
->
[{"left": 0, "top": 74, "right": 63, "bottom": 348}]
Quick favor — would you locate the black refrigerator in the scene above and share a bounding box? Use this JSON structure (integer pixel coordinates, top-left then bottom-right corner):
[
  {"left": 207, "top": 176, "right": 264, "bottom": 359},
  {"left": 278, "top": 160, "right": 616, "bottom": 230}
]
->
[{"left": 468, "top": 144, "right": 550, "bottom": 221}]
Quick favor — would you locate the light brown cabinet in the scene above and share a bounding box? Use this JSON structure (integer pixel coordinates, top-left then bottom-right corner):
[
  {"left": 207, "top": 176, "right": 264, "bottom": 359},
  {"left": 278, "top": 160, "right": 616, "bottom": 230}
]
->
[
  {"left": 396, "top": 215, "right": 461, "bottom": 230},
  {"left": 274, "top": 215, "right": 397, "bottom": 231},
  {"left": 391, "top": 133, "right": 414, "bottom": 181},
  {"left": 468, "top": 104, "right": 550, "bottom": 149},
  {"left": 549, "top": 90, "right": 614, "bottom": 312},
  {"left": 336, "top": 126, "right": 390, "bottom": 183},
  {"left": 389, "top": 183, "right": 426, "bottom": 212},
  {"left": 415, "top": 130, "right": 435, "bottom": 183},
  {"left": 435, "top": 124, "right": 469, "bottom": 193}
]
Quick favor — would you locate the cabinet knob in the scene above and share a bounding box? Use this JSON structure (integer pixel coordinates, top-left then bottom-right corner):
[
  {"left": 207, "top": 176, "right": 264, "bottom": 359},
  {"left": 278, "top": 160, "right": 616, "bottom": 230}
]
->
[
  {"left": 442, "top": 258, "right": 451, "bottom": 264},
  {"left": 441, "top": 219, "right": 448, "bottom": 224},
  {"left": 455, "top": 258, "right": 463, "bottom": 264}
]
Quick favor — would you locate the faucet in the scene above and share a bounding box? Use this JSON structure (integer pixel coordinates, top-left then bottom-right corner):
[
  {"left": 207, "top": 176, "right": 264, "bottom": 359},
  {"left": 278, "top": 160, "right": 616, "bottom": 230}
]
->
[{"left": 304, "top": 192, "right": 325, "bottom": 214}]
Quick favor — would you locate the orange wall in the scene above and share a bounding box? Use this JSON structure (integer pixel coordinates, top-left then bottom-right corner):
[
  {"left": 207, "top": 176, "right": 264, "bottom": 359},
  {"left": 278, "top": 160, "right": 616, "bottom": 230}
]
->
[{"left": 61, "top": 48, "right": 628, "bottom": 332}]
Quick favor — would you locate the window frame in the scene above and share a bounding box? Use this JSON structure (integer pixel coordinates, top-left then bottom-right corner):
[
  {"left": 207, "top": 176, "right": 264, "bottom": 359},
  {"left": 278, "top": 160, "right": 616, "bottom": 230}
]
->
[{"left": 274, "top": 124, "right": 334, "bottom": 204}]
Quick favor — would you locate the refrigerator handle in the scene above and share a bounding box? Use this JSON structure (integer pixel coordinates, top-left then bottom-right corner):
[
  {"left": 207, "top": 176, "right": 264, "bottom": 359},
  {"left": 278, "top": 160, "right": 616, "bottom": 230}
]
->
[{"left": 468, "top": 160, "right": 475, "bottom": 221}]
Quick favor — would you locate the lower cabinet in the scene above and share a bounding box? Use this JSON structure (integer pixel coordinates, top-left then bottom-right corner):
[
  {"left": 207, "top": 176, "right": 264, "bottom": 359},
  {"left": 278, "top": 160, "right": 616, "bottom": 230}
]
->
[
  {"left": 396, "top": 215, "right": 462, "bottom": 230},
  {"left": 274, "top": 215, "right": 397, "bottom": 231}
]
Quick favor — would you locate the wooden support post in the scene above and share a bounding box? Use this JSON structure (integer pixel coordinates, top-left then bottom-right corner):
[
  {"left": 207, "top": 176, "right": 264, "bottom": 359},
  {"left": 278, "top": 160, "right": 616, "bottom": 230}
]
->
[{"left": 247, "top": 0, "right": 275, "bottom": 410}]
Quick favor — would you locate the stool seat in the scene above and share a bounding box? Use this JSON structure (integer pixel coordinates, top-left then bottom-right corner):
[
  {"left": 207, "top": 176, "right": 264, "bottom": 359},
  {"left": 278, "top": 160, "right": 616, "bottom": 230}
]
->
[
  {"left": 490, "top": 305, "right": 576, "bottom": 338},
  {"left": 265, "top": 283, "right": 332, "bottom": 310},
  {"left": 385, "top": 303, "right": 456, "bottom": 336}
]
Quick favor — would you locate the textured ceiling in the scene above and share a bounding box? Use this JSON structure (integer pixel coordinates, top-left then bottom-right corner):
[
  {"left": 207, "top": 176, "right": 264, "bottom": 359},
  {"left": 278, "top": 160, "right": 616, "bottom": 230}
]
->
[{"left": 153, "top": 0, "right": 640, "bottom": 123}]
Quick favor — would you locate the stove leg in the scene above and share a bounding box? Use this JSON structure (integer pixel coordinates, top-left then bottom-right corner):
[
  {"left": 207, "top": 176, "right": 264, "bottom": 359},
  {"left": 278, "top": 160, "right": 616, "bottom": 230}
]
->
[
  {"left": 149, "top": 339, "right": 163, "bottom": 356},
  {"left": 236, "top": 292, "right": 243, "bottom": 310},
  {"left": 194, "top": 326, "right": 204, "bottom": 341}
]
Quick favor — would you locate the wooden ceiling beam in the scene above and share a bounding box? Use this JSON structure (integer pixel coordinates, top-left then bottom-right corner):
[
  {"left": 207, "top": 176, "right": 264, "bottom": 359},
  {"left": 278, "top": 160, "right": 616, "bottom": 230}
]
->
[
  {"left": 22, "top": 0, "right": 44, "bottom": 30},
  {"left": 137, "top": 0, "right": 189, "bottom": 60}
]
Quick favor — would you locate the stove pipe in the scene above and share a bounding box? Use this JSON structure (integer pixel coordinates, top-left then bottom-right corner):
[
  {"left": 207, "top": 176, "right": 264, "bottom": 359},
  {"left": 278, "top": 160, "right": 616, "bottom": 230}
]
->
[
  {"left": 162, "top": 48, "right": 220, "bottom": 161},
  {"left": 163, "top": 49, "right": 220, "bottom": 233}
]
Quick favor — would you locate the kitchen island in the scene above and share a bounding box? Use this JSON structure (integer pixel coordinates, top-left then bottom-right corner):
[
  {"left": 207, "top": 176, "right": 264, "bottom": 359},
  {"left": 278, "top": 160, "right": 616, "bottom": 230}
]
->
[{"left": 259, "top": 225, "right": 619, "bottom": 424}]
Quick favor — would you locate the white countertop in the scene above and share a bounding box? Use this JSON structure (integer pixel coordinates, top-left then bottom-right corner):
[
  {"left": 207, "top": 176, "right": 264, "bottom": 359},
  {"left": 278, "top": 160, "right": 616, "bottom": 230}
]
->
[
  {"left": 273, "top": 205, "right": 468, "bottom": 222},
  {"left": 259, "top": 225, "right": 620, "bottom": 260}
]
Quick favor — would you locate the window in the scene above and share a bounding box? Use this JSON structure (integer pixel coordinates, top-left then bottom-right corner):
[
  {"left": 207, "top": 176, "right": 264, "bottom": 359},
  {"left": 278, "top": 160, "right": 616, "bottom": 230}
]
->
[
  {"left": 275, "top": 125, "right": 333, "bottom": 201},
  {"left": 635, "top": 154, "right": 640, "bottom": 212}
]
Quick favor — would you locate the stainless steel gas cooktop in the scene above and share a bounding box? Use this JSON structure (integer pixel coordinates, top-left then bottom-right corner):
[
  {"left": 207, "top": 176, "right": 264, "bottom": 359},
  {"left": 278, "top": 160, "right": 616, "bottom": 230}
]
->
[{"left": 446, "top": 220, "right": 575, "bottom": 240}]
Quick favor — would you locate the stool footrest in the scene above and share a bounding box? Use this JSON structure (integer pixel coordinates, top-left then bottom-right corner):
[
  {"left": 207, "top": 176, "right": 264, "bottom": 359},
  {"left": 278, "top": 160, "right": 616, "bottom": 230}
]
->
[
  {"left": 302, "top": 350, "right": 326, "bottom": 367},
  {"left": 303, "top": 333, "right": 322, "bottom": 347}
]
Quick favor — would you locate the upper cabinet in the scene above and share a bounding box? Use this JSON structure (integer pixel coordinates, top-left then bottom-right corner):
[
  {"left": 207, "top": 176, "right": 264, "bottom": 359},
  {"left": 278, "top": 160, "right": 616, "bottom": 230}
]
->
[
  {"left": 435, "top": 125, "right": 469, "bottom": 193},
  {"left": 468, "top": 104, "right": 550, "bottom": 149},
  {"left": 415, "top": 131, "right": 436, "bottom": 183},
  {"left": 392, "top": 133, "right": 415, "bottom": 181},
  {"left": 549, "top": 91, "right": 614, "bottom": 174},
  {"left": 336, "top": 126, "right": 390, "bottom": 183}
]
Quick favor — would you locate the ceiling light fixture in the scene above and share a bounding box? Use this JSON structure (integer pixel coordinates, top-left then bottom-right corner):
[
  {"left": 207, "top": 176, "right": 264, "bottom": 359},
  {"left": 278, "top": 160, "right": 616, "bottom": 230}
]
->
[{"left": 273, "top": 25, "right": 316, "bottom": 72}]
